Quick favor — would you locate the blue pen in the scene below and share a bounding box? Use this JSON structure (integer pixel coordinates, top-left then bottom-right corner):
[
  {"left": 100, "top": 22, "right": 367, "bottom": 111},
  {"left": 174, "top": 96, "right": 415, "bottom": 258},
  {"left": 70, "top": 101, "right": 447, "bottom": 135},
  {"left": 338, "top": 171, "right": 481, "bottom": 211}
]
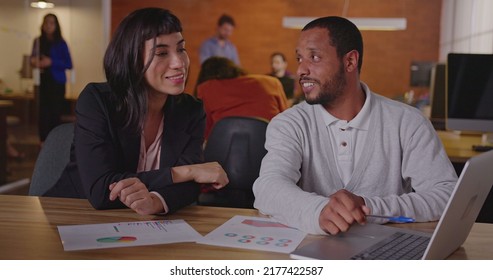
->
[{"left": 366, "top": 215, "right": 415, "bottom": 223}]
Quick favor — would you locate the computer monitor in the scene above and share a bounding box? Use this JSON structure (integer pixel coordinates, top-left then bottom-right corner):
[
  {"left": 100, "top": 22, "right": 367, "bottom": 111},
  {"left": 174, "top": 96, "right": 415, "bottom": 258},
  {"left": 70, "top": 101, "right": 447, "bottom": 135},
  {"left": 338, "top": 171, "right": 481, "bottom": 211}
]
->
[
  {"left": 447, "top": 53, "right": 493, "bottom": 145},
  {"left": 429, "top": 63, "right": 446, "bottom": 130},
  {"left": 410, "top": 61, "right": 435, "bottom": 87}
]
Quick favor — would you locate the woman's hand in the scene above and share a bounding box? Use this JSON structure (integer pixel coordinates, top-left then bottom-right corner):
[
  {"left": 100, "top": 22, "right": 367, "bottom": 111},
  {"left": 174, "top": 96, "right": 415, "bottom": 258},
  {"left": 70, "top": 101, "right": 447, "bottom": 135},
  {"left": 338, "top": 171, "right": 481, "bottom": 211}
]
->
[
  {"left": 31, "top": 55, "right": 52, "bottom": 68},
  {"left": 109, "top": 177, "right": 164, "bottom": 215},
  {"left": 172, "top": 162, "right": 229, "bottom": 189},
  {"left": 38, "top": 56, "right": 52, "bottom": 68}
]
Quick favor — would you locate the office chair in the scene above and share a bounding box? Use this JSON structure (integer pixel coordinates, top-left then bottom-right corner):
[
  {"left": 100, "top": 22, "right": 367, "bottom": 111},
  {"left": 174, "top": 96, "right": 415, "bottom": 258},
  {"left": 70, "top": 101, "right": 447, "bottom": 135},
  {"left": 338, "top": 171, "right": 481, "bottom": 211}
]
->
[
  {"left": 29, "top": 123, "right": 74, "bottom": 196},
  {"left": 198, "top": 116, "right": 268, "bottom": 208}
]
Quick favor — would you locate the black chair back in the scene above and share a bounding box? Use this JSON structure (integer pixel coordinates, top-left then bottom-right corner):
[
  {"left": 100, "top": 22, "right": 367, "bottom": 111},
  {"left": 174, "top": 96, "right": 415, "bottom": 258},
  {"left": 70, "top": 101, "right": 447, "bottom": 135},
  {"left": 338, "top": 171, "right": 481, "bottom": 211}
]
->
[
  {"left": 199, "top": 116, "right": 268, "bottom": 208},
  {"left": 29, "top": 123, "right": 73, "bottom": 196}
]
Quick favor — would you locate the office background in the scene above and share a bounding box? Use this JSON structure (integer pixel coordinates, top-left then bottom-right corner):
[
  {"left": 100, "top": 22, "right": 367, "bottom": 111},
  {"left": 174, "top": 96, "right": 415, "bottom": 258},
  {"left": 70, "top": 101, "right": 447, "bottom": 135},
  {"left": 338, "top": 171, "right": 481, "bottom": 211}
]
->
[
  {"left": 0, "top": 0, "right": 492, "bottom": 99},
  {"left": 0, "top": 0, "right": 107, "bottom": 99},
  {"left": 111, "top": 0, "right": 441, "bottom": 98}
]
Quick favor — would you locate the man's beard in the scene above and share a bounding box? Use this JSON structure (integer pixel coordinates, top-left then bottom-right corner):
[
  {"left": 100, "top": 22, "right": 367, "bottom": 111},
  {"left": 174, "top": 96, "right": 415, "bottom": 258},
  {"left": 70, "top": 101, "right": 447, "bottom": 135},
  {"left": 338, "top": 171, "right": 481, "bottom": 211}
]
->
[
  {"left": 305, "top": 64, "right": 346, "bottom": 107},
  {"left": 218, "top": 33, "right": 228, "bottom": 40}
]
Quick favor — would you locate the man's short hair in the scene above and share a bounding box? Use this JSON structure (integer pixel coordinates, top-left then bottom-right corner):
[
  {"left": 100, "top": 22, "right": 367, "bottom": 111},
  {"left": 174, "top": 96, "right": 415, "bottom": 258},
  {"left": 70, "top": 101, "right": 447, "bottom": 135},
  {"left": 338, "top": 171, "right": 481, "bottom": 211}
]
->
[
  {"left": 303, "top": 16, "right": 363, "bottom": 73},
  {"left": 218, "top": 14, "right": 235, "bottom": 27}
]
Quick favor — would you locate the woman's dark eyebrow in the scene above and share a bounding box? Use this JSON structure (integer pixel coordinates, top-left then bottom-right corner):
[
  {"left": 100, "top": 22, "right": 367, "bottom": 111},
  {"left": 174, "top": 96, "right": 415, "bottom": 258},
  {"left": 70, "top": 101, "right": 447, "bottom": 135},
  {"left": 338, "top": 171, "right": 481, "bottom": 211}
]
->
[{"left": 155, "top": 39, "right": 185, "bottom": 49}]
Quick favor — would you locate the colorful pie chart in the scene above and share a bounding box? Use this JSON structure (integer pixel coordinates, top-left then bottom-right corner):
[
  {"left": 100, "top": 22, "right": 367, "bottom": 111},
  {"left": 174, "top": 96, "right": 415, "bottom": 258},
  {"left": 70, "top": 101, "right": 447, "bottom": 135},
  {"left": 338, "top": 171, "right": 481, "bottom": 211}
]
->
[{"left": 96, "top": 236, "right": 137, "bottom": 243}]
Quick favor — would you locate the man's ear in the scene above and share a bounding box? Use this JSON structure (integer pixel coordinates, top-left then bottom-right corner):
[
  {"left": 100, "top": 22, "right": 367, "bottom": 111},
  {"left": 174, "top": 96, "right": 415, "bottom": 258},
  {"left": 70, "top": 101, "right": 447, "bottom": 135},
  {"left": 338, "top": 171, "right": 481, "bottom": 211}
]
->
[{"left": 344, "top": 50, "right": 359, "bottom": 73}]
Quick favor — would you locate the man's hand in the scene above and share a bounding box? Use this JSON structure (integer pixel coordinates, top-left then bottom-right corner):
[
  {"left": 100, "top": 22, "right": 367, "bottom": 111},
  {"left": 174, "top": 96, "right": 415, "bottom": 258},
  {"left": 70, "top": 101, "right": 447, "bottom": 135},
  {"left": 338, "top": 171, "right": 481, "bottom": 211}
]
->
[{"left": 319, "top": 189, "right": 370, "bottom": 235}]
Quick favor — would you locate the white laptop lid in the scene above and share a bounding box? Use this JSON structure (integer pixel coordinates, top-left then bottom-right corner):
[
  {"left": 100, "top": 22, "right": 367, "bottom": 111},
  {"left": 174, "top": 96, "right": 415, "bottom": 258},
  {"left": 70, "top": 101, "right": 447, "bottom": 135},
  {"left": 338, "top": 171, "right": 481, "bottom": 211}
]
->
[{"left": 423, "top": 149, "right": 493, "bottom": 259}]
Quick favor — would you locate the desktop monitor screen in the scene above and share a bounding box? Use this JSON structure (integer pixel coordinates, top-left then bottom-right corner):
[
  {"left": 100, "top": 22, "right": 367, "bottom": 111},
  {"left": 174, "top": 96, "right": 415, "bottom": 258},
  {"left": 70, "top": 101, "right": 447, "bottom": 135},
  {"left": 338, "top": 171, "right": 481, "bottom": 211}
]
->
[
  {"left": 410, "top": 61, "right": 435, "bottom": 87},
  {"left": 447, "top": 53, "right": 493, "bottom": 133},
  {"left": 430, "top": 63, "right": 446, "bottom": 129}
]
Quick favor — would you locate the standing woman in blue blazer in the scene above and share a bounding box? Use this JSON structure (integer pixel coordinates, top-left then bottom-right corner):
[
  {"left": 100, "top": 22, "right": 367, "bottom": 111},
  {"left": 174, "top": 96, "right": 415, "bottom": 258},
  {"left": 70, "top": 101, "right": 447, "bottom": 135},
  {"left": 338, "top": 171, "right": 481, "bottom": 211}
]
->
[
  {"left": 31, "top": 13, "right": 73, "bottom": 143},
  {"left": 44, "top": 8, "right": 229, "bottom": 215}
]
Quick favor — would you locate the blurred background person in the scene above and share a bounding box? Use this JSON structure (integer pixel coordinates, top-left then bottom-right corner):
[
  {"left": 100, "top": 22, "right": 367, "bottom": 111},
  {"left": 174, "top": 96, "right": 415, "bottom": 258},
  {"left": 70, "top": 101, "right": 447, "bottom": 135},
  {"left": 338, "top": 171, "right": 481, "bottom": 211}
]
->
[
  {"left": 196, "top": 56, "right": 288, "bottom": 139},
  {"left": 30, "top": 13, "right": 73, "bottom": 144},
  {"left": 199, "top": 14, "right": 240, "bottom": 65},
  {"left": 268, "top": 52, "right": 297, "bottom": 104}
]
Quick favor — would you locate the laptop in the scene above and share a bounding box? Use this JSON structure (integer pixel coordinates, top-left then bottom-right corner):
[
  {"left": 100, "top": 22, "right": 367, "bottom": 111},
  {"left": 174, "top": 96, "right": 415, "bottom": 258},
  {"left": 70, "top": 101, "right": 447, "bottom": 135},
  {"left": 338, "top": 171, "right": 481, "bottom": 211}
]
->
[{"left": 290, "top": 150, "right": 493, "bottom": 260}]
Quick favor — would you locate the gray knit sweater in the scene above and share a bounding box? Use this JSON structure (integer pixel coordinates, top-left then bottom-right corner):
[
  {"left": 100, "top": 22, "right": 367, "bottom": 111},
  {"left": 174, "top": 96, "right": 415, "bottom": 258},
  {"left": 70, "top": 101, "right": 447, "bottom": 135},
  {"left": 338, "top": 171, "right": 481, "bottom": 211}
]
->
[{"left": 253, "top": 84, "right": 458, "bottom": 235}]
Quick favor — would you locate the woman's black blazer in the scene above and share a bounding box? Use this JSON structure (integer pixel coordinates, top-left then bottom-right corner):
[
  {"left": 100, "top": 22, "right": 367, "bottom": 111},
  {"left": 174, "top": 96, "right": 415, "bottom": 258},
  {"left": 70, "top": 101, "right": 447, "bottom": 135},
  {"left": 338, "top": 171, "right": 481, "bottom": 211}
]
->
[{"left": 45, "top": 83, "right": 205, "bottom": 213}]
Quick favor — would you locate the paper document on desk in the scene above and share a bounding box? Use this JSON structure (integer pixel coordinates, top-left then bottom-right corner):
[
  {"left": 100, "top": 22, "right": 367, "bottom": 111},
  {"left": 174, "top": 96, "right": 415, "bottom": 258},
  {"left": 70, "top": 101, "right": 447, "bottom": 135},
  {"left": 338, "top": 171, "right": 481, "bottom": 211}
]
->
[
  {"left": 198, "top": 215, "right": 306, "bottom": 254},
  {"left": 58, "top": 219, "right": 201, "bottom": 251}
]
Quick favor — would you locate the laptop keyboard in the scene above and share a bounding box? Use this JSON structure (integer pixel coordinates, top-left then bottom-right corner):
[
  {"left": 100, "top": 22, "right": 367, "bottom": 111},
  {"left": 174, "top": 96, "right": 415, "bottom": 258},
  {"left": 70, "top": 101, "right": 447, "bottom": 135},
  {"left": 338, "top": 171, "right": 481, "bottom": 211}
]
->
[{"left": 351, "top": 232, "right": 430, "bottom": 260}]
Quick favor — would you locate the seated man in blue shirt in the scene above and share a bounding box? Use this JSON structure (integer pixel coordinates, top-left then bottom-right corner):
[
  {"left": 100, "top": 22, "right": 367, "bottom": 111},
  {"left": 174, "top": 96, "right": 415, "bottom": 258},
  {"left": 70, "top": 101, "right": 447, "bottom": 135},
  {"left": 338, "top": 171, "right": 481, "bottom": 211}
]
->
[{"left": 199, "top": 14, "right": 240, "bottom": 65}]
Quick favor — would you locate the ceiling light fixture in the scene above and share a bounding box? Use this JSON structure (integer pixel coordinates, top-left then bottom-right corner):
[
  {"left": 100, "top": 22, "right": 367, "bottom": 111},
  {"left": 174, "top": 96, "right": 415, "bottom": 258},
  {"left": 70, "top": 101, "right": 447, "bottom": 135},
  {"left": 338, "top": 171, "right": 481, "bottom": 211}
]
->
[
  {"left": 30, "top": 1, "right": 55, "bottom": 9},
  {"left": 283, "top": 0, "right": 407, "bottom": 31},
  {"left": 282, "top": 16, "right": 407, "bottom": 31}
]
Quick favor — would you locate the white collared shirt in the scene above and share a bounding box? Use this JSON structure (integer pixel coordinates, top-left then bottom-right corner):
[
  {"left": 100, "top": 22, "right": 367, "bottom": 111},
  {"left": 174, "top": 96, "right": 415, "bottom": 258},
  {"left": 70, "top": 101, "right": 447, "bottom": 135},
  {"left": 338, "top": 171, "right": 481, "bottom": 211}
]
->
[{"left": 318, "top": 89, "right": 371, "bottom": 186}]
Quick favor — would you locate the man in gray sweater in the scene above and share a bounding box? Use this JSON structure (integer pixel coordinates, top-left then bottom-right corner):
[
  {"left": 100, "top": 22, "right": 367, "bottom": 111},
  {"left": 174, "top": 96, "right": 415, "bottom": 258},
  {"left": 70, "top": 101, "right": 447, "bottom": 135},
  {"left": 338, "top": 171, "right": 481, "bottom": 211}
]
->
[{"left": 252, "top": 16, "right": 457, "bottom": 235}]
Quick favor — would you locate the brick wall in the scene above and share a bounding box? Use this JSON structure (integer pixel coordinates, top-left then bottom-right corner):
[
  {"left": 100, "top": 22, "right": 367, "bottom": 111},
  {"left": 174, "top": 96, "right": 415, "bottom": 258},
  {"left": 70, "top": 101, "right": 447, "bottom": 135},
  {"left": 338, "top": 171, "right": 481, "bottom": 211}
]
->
[{"left": 111, "top": 0, "right": 441, "bottom": 98}]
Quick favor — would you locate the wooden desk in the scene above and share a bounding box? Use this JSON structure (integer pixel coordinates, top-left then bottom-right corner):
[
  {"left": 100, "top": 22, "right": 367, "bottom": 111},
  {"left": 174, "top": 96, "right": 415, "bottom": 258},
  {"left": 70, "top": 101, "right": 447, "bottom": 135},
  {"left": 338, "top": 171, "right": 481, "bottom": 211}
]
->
[
  {"left": 1, "top": 195, "right": 492, "bottom": 260},
  {"left": 0, "top": 92, "right": 77, "bottom": 125},
  {"left": 437, "top": 130, "right": 483, "bottom": 163},
  {"left": 0, "top": 100, "right": 14, "bottom": 184},
  {"left": 438, "top": 131, "right": 493, "bottom": 223},
  {"left": 0, "top": 93, "right": 35, "bottom": 125},
  {"left": 0, "top": 92, "right": 35, "bottom": 100},
  {"left": 0, "top": 195, "right": 284, "bottom": 260}
]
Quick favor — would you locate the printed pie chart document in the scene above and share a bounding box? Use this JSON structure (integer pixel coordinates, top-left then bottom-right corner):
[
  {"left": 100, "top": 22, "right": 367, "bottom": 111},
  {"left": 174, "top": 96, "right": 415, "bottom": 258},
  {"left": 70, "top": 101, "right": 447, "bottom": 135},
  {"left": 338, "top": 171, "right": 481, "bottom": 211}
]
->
[{"left": 58, "top": 219, "right": 201, "bottom": 251}]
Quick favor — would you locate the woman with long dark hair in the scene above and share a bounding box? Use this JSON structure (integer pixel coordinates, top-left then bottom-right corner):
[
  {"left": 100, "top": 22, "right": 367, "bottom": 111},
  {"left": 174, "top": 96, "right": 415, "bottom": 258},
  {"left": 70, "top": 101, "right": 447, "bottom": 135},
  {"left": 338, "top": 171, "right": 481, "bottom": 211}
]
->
[
  {"left": 31, "top": 13, "right": 72, "bottom": 143},
  {"left": 44, "top": 8, "right": 229, "bottom": 215}
]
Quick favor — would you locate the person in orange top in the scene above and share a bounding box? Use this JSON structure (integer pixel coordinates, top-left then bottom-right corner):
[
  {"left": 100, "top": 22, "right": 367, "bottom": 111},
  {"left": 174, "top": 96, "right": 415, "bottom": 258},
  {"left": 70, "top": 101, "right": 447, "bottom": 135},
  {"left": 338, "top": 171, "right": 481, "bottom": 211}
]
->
[{"left": 196, "top": 56, "right": 289, "bottom": 139}]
